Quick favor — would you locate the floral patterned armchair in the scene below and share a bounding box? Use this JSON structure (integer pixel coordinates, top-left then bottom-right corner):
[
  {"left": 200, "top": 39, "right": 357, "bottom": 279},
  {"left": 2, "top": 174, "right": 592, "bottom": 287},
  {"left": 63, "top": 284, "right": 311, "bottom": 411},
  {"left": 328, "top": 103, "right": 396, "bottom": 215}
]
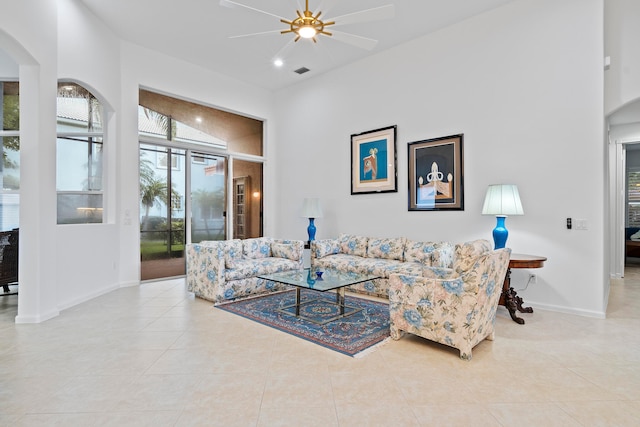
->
[{"left": 388, "top": 244, "right": 511, "bottom": 360}]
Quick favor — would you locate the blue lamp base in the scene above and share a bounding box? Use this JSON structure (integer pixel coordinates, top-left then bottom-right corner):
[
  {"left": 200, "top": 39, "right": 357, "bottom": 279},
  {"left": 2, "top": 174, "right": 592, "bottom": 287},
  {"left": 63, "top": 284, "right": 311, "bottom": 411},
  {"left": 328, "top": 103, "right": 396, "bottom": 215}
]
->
[
  {"left": 492, "top": 216, "right": 508, "bottom": 249},
  {"left": 307, "top": 218, "right": 317, "bottom": 241}
]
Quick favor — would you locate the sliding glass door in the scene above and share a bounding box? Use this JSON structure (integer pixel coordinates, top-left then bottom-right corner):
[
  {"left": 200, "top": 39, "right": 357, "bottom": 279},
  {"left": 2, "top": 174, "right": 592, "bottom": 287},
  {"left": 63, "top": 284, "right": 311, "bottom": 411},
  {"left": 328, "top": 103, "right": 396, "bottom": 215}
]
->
[
  {"left": 139, "top": 144, "right": 187, "bottom": 280},
  {"left": 190, "top": 152, "right": 226, "bottom": 243},
  {"left": 139, "top": 144, "right": 228, "bottom": 280},
  {"left": 137, "top": 90, "right": 264, "bottom": 281}
]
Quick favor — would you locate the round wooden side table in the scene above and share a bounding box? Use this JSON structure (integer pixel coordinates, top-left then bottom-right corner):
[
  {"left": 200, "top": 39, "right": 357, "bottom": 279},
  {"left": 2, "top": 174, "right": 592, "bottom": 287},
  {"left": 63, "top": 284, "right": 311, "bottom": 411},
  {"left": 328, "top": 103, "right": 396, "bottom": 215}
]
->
[{"left": 500, "top": 253, "right": 547, "bottom": 324}]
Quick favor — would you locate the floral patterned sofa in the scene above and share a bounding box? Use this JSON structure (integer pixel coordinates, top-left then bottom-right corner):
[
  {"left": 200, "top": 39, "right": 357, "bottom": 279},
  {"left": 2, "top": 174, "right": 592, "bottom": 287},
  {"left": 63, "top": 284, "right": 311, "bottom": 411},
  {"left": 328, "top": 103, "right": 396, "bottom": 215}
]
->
[
  {"left": 311, "top": 234, "right": 467, "bottom": 299},
  {"left": 186, "top": 237, "right": 304, "bottom": 304},
  {"left": 388, "top": 243, "right": 511, "bottom": 360}
]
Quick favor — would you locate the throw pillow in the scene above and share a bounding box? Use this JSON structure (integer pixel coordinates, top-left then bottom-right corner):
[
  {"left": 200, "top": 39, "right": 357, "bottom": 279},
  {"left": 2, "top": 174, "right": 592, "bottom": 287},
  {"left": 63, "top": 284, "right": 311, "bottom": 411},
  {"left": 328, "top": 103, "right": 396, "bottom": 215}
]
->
[
  {"left": 271, "top": 242, "right": 301, "bottom": 261},
  {"left": 338, "top": 233, "right": 368, "bottom": 257},
  {"left": 312, "top": 239, "right": 340, "bottom": 258},
  {"left": 453, "top": 239, "right": 492, "bottom": 274},
  {"left": 404, "top": 240, "right": 436, "bottom": 265},
  {"left": 432, "top": 242, "right": 455, "bottom": 269},
  {"left": 224, "top": 239, "right": 243, "bottom": 269},
  {"left": 367, "top": 237, "right": 406, "bottom": 260},
  {"left": 243, "top": 237, "right": 272, "bottom": 259}
]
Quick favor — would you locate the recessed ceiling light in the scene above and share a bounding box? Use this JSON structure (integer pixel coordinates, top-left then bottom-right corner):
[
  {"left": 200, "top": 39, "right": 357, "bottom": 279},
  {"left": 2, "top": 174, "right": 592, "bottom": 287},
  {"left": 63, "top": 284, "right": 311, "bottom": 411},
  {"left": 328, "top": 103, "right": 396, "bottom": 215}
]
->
[
  {"left": 274, "top": 59, "right": 284, "bottom": 67},
  {"left": 195, "top": 117, "right": 202, "bottom": 123}
]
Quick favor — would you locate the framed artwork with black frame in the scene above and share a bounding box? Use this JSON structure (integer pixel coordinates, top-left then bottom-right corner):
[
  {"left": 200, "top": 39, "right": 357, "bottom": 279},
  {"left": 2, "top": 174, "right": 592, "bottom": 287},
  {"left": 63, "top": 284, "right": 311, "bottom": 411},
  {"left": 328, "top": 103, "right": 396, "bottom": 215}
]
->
[
  {"left": 351, "top": 125, "right": 397, "bottom": 195},
  {"left": 408, "top": 134, "right": 464, "bottom": 211}
]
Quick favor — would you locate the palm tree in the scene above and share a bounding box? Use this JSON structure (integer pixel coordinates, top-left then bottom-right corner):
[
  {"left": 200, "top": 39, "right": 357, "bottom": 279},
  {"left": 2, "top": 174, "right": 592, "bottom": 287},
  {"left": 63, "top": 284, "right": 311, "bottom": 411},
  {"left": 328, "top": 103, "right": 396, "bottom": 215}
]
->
[{"left": 139, "top": 158, "right": 169, "bottom": 231}]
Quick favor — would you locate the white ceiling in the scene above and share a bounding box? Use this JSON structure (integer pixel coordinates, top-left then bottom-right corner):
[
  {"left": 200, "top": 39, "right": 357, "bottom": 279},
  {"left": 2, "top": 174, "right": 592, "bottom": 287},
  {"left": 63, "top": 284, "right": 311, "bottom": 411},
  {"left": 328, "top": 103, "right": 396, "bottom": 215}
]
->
[{"left": 78, "top": 0, "right": 518, "bottom": 91}]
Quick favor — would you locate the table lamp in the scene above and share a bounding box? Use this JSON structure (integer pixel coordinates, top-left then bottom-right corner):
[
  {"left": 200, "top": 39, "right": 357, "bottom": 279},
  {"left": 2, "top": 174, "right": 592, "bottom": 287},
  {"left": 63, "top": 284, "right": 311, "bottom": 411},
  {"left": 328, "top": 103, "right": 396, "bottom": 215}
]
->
[
  {"left": 301, "top": 198, "right": 323, "bottom": 241},
  {"left": 481, "top": 184, "right": 524, "bottom": 249}
]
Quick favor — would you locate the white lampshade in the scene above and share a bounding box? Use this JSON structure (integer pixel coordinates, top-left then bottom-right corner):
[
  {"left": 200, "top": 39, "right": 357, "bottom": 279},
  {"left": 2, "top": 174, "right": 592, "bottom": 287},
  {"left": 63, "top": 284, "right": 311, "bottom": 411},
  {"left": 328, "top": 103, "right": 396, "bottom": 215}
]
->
[
  {"left": 301, "top": 198, "right": 323, "bottom": 218},
  {"left": 482, "top": 184, "right": 524, "bottom": 216}
]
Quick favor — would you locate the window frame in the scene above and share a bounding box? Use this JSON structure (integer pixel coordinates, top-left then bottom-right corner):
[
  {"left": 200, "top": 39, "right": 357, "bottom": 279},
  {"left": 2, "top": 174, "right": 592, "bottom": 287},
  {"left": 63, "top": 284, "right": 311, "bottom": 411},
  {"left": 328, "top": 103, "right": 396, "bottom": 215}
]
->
[{"left": 56, "top": 83, "right": 106, "bottom": 225}]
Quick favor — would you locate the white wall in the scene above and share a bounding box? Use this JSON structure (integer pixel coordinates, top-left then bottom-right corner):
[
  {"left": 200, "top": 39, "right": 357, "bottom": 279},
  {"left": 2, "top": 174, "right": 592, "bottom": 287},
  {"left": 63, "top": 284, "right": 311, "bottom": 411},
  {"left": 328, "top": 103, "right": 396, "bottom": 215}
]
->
[
  {"left": 54, "top": 0, "right": 123, "bottom": 309},
  {"left": 0, "top": 49, "right": 18, "bottom": 78},
  {"left": 611, "top": 123, "right": 640, "bottom": 144},
  {"left": 274, "top": 0, "right": 606, "bottom": 316},
  {"left": 605, "top": 0, "right": 640, "bottom": 115}
]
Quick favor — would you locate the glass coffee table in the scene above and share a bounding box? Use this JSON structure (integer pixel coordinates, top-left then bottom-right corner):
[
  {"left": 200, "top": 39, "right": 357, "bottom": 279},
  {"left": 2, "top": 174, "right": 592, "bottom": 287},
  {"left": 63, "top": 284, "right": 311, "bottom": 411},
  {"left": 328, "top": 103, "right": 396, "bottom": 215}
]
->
[{"left": 258, "top": 268, "right": 379, "bottom": 325}]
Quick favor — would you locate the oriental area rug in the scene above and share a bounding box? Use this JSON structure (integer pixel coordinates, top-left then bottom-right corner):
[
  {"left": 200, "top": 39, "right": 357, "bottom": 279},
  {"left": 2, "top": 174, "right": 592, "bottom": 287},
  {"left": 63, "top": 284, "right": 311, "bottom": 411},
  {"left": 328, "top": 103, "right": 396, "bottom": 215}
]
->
[{"left": 216, "top": 289, "right": 391, "bottom": 357}]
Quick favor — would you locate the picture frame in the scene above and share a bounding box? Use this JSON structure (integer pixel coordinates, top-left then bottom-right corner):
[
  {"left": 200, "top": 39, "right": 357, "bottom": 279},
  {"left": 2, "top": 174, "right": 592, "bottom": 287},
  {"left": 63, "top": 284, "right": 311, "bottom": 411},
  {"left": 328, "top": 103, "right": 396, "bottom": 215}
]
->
[
  {"left": 408, "top": 134, "right": 464, "bottom": 211},
  {"left": 351, "top": 125, "right": 398, "bottom": 194}
]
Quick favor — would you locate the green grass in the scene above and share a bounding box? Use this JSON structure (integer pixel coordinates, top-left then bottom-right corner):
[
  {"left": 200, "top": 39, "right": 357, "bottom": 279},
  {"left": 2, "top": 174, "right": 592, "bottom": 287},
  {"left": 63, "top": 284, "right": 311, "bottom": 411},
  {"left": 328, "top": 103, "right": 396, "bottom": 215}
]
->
[{"left": 140, "top": 241, "right": 185, "bottom": 260}]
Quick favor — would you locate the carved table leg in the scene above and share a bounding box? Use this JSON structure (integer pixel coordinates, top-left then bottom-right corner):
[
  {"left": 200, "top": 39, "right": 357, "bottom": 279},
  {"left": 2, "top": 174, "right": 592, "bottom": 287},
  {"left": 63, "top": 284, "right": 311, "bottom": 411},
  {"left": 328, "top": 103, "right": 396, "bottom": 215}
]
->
[
  {"left": 502, "top": 268, "right": 526, "bottom": 324},
  {"left": 515, "top": 293, "right": 534, "bottom": 313},
  {"left": 504, "top": 287, "right": 525, "bottom": 325}
]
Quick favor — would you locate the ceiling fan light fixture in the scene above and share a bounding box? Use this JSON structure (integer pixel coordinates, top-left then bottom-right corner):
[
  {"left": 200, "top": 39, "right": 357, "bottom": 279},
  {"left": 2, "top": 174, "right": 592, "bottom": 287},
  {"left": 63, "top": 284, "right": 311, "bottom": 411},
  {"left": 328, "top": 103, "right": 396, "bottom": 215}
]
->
[
  {"left": 298, "top": 25, "right": 317, "bottom": 39},
  {"left": 280, "top": 0, "right": 334, "bottom": 42}
]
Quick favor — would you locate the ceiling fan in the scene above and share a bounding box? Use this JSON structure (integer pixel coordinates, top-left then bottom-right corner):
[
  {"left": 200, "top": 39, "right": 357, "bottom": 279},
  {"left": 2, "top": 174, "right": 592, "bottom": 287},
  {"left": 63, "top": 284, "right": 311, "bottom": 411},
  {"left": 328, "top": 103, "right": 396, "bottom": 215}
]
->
[{"left": 220, "top": 0, "right": 395, "bottom": 51}]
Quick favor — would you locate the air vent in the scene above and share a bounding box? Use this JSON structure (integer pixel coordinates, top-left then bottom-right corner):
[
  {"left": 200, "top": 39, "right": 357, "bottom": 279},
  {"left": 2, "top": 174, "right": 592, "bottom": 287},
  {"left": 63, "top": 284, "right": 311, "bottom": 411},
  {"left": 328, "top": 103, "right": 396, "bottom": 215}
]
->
[{"left": 294, "top": 67, "right": 310, "bottom": 75}]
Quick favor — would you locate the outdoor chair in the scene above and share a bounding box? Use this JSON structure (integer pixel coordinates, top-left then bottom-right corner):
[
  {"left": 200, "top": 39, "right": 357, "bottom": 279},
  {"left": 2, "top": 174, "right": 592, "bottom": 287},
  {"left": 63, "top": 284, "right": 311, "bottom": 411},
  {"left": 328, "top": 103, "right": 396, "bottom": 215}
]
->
[{"left": 0, "top": 228, "right": 19, "bottom": 295}]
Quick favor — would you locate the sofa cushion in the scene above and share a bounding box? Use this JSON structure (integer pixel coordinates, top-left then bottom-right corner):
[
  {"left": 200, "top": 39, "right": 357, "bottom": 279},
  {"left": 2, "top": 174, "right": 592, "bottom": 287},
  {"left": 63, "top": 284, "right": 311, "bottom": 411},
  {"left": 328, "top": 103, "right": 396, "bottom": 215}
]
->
[
  {"left": 355, "top": 258, "right": 425, "bottom": 279},
  {"left": 224, "top": 257, "right": 300, "bottom": 281},
  {"left": 367, "top": 237, "right": 406, "bottom": 261},
  {"left": 393, "top": 262, "right": 425, "bottom": 277},
  {"left": 224, "top": 239, "right": 243, "bottom": 268},
  {"left": 271, "top": 242, "right": 301, "bottom": 261},
  {"left": 404, "top": 240, "right": 436, "bottom": 265},
  {"left": 338, "top": 234, "right": 368, "bottom": 257},
  {"left": 453, "top": 239, "right": 492, "bottom": 274},
  {"left": 432, "top": 242, "right": 455, "bottom": 268},
  {"left": 243, "top": 237, "right": 272, "bottom": 259},
  {"left": 313, "top": 254, "right": 364, "bottom": 274},
  {"left": 312, "top": 239, "right": 340, "bottom": 258}
]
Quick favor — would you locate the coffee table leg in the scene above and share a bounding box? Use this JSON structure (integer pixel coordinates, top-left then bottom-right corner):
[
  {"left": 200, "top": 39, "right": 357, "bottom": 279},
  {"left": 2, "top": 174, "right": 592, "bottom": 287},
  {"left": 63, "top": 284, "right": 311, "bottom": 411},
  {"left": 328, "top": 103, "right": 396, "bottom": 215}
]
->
[
  {"left": 295, "top": 288, "right": 301, "bottom": 316},
  {"left": 336, "top": 287, "right": 345, "bottom": 316}
]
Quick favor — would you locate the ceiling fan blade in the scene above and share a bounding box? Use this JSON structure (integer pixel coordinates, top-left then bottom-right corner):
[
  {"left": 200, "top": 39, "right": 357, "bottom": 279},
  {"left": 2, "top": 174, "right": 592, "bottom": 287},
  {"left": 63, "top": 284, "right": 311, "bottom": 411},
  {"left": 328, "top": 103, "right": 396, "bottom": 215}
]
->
[
  {"left": 330, "top": 30, "right": 378, "bottom": 50},
  {"left": 229, "top": 29, "right": 284, "bottom": 39},
  {"left": 220, "top": 0, "right": 287, "bottom": 21},
  {"left": 329, "top": 4, "right": 395, "bottom": 27}
]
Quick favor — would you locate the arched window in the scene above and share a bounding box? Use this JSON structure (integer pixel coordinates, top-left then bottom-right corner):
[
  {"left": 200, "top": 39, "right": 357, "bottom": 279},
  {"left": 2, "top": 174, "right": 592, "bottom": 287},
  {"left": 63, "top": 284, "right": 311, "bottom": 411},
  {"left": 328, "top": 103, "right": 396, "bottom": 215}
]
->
[{"left": 56, "top": 82, "right": 104, "bottom": 224}]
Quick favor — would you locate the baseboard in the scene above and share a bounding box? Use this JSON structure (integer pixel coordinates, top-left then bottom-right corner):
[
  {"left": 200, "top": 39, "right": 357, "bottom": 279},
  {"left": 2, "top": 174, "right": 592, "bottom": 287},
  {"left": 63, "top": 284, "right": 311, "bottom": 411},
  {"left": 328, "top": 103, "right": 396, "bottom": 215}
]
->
[
  {"left": 15, "top": 308, "right": 60, "bottom": 324},
  {"left": 526, "top": 301, "right": 606, "bottom": 319},
  {"left": 119, "top": 280, "right": 140, "bottom": 288},
  {"left": 13, "top": 281, "right": 143, "bottom": 324},
  {"left": 57, "top": 283, "right": 121, "bottom": 312}
]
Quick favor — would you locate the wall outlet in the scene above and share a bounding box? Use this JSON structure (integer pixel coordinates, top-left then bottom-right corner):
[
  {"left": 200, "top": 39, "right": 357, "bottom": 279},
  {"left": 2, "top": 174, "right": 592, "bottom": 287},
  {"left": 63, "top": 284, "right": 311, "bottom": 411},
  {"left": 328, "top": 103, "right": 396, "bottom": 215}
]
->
[{"left": 529, "top": 273, "right": 537, "bottom": 284}]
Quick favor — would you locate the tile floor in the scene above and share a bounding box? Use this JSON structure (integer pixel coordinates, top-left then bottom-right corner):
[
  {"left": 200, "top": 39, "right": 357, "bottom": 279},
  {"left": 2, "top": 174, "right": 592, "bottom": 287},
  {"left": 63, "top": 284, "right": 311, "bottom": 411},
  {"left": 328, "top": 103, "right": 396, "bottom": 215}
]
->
[{"left": 0, "top": 270, "right": 639, "bottom": 427}]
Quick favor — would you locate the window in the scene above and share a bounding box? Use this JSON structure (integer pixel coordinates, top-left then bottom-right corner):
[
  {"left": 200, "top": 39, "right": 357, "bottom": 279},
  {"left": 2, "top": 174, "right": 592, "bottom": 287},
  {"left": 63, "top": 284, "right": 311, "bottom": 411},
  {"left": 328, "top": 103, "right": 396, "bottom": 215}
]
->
[
  {"left": 0, "top": 81, "right": 20, "bottom": 231},
  {"left": 56, "top": 82, "right": 104, "bottom": 224},
  {"left": 628, "top": 170, "right": 640, "bottom": 227}
]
